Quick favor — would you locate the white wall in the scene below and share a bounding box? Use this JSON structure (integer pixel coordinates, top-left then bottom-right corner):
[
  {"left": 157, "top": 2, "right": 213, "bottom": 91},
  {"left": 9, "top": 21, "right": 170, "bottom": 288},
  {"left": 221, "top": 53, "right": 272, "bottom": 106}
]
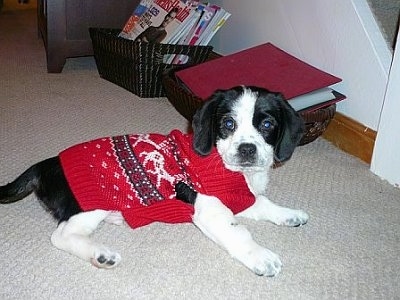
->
[
  {"left": 371, "top": 28, "right": 400, "bottom": 187},
  {"left": 210, "top": 0, "right": 392, "bottom": 131}
]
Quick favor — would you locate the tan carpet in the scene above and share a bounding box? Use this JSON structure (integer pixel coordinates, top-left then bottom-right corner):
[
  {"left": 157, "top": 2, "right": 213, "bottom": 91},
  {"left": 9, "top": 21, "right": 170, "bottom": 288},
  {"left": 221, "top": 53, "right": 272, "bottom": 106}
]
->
[{"left": 1, "top": 4, "right": 399, "bottom": 300}]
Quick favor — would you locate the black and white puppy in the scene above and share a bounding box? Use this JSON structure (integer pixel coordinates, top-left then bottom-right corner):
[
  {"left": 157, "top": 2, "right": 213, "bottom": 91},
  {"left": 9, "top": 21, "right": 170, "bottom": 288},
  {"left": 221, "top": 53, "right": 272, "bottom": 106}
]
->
[{"left": 0, "top": 86, "right": 308, "bottom": 277}]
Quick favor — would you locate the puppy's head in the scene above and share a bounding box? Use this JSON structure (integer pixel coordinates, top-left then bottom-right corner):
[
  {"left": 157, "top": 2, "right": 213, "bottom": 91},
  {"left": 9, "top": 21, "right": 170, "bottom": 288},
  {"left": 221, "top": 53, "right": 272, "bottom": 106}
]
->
[{"left": 192, "top": 86, "right": 304, "bottom": 171}]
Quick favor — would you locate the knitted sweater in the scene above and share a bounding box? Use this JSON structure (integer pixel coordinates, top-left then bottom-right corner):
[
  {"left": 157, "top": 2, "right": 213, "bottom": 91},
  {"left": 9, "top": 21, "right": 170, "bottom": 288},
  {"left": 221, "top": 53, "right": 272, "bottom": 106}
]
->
[{"left": 59, "top": 130, "right": 255, "bottom": 228}]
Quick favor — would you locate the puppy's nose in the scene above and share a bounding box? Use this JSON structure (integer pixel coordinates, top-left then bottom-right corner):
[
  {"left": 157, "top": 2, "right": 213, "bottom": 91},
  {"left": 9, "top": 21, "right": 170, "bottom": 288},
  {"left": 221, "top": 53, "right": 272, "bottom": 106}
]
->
[{"left": 238, "top": 143, "right": 257, "bottom": 159}]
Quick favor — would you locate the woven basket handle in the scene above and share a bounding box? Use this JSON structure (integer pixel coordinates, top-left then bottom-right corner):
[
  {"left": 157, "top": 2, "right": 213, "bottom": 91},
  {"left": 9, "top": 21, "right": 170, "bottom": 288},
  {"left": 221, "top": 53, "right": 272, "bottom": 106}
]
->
[{"left": 153, "top": 44, "right": 212, "bottom": 67}]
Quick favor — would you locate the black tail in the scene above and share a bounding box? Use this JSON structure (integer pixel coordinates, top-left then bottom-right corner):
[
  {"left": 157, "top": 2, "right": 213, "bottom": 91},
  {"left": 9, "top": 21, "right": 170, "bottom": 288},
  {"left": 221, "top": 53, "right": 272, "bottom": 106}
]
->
[
  {"left": 0, "top": 161, "right": 43, "bottom": 203},
  {"left": 0, "top": 157, "right": 81, "bottom": 222}
]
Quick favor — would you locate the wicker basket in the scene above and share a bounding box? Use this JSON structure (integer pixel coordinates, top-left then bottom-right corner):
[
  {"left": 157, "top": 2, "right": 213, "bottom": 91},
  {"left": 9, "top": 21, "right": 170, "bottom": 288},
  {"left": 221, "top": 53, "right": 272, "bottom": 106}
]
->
[
  {"left": 162, "top": 58, "right": 336, "bottom": 146},
  {"left": 89, "top": 28, "right": 214, "bottom": 98}
]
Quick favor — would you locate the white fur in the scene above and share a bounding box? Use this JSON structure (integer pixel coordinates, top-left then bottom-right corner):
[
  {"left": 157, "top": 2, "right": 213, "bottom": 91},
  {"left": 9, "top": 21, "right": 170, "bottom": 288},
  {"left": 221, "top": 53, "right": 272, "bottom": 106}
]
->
[
  {"left": 192, "top": 194, "right": 282, "bottom": 276},
  {"left": 51, "top": 210, "right": 123, "bottom": 269},
  {"left": 216, "top": 89, "right": 275, "bottom": 172}
]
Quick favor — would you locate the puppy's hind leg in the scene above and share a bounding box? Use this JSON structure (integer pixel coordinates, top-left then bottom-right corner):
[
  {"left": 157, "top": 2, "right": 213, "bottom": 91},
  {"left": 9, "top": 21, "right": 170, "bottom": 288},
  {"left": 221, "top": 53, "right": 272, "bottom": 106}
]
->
[{"left": 51, "top": 209, "right": 122, "bottom": 269}]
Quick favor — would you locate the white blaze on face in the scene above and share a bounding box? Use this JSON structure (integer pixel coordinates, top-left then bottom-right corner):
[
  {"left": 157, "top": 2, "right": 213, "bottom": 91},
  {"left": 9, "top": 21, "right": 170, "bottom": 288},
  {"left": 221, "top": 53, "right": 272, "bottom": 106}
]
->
[{"left": 216, "top": 88, "right": 274, "bottom": 172}]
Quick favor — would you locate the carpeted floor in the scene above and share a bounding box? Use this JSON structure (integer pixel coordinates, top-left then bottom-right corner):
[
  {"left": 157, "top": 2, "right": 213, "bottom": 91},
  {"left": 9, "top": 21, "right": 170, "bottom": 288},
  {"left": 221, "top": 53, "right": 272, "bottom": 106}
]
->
[{"left": 1, "top": 4, "right": 400, "bottom": 300}]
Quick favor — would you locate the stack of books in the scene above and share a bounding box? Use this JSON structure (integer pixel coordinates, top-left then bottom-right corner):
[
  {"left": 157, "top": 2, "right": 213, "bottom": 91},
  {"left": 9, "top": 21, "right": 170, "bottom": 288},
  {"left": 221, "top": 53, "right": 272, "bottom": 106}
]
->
[{"left": 175, "top": 43, "right": 346, "bottom": 112}]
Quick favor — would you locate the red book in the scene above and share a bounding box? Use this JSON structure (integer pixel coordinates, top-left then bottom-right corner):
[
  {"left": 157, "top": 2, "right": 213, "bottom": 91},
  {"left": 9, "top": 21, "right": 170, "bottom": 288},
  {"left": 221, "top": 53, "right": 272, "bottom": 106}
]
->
[{"left": 175, "top": 43, "right": 345, "bottom": 111}]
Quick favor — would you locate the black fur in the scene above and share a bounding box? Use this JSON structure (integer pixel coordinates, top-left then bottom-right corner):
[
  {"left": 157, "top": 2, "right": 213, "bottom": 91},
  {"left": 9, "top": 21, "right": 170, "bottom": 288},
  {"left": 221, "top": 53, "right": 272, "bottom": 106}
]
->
[
  {"left": 251, "top": 86, "right": 305, "bottom": 162},
  {"left": 175, "top": 182, "right": 198, "bottom": 205},
  {"left": 192, "top": 86, "right": 304, "bottom": 162},
  {"left": 192, "top": 87, "right": 244, "bottom": 155},
  {"left": 0, "top": 157, "right": 81, "bottom": 223}
]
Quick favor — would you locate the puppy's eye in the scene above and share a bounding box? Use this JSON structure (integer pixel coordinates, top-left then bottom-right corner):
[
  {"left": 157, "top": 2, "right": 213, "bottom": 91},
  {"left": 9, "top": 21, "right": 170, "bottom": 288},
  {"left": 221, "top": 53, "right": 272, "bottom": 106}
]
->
[
  {"left": 223, "top": 118, "right": 235, "bottom": 131},
  {"left": 262, "top": 120, "right": 272, "bottom": 130}
]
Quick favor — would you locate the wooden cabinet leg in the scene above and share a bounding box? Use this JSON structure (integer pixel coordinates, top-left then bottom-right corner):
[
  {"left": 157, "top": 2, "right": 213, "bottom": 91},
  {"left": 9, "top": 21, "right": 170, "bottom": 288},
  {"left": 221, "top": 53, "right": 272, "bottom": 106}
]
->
[{"left": 46, "top": 50, "right": 66, "bottom": 73}]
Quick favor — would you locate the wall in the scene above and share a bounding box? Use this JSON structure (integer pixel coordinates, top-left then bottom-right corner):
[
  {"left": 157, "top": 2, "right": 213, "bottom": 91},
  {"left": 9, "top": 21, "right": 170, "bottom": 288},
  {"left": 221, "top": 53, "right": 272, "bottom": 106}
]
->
[
  {"left": 210, "top": 0, "right": 392, "bottom": 131},
  {"left": 371, "top": 29, "right": 400, "bottom": 187}
]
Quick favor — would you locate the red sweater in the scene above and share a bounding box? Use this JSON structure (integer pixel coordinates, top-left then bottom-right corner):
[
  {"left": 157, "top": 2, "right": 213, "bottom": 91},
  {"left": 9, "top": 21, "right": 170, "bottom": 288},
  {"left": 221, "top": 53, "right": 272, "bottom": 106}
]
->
[{"left": 59, "top": 130, "right": 255, "bottom": 228}]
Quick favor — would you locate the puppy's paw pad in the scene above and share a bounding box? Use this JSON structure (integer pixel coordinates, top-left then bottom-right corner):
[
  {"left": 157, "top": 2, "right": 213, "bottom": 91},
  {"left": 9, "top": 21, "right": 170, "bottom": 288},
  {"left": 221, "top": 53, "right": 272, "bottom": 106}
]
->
[
  {"left": 253, "top": 248, "right": 282, "bottom": 277},
  {"left": 284, "top": 210, "right": 309, "bottom": 227},
  {"left": 91, "top": 248, "right": 121, "bottom": 269},
  {"left": 239, "top": 246, "right": 282, "bottom": 277},
  {"left": 272, "top": 208, "right": 309, "bottom": 227}
]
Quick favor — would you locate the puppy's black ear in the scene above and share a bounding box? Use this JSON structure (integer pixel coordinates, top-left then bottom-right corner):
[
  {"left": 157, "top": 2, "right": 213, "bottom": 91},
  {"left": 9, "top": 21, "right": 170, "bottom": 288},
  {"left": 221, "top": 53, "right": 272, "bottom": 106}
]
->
[
  {"left": 274, "top": 95, "right": 305, "bottom": 163},
  {"left": 192, "top": 91, "right": 224, "bottom": 156}
]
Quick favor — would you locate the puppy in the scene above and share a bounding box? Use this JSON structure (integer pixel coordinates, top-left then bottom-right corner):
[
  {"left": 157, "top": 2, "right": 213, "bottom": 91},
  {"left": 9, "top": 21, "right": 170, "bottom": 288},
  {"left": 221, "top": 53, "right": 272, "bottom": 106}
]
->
[{"left": 0, "top": 86, "right": 308, "bottom": 276}]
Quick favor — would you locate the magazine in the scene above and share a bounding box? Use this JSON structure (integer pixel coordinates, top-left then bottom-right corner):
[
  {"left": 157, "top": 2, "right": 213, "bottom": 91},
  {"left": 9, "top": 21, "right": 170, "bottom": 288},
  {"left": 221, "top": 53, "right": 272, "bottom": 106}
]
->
[
  {"left": 119, "top": 0, "right": 230, "bottom": 48},
  {"left": 118, "top": 0, "right": 230, "bottom": 65},
  {"left": 120, "top": 0, "right": 199, "bottom": 44},
  {"left": 164, "top": 7, "right": 204, "bottom": 63},
  {"left": 197, "top": 7, "right": 231, "bottom": 45},
  {"left": 169, "top": 4, "right": 230, "bottom": 64},
  {"left": 185, "top": 4, "right": 218, "bottom": 45},
  {"left": 119, "top": 0, "right": 154, "bottom": 39},
  {"left": 163, "top": 5, "right": 201, "bottom": 44}
]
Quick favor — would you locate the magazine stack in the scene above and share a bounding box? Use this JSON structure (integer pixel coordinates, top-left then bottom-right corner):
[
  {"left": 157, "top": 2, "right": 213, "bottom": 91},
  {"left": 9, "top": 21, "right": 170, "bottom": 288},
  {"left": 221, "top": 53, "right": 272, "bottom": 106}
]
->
[{"left": 119, "top": 0, "right": 230, "bottom": 47}]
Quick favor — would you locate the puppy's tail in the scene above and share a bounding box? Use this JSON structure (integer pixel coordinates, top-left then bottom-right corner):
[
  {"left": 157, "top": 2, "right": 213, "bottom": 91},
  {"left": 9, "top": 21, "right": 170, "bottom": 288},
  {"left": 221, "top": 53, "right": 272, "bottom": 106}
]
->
[{"left": 0, "top": 158, "right": 54, "bottom": 204}]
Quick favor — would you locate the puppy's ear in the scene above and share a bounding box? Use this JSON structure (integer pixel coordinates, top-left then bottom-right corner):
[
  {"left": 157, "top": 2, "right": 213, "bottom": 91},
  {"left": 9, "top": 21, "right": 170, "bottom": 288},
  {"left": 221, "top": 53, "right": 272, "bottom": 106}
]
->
[
  {"left": 274, "top": 94, "right": 305, "bottom": 163},
  {"left": 192, "top": 91, "right": 224, "bottom": 156}
]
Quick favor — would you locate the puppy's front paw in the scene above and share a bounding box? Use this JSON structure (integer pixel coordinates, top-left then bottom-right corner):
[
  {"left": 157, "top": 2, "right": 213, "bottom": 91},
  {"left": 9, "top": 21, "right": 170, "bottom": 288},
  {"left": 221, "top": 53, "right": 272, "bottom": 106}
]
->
[
  {"left": 282, "top": 209, "right": 309, "bottom": 227},
  {"left": 270, "top": 207, "right": 309, "bottom": 227},
  {"left": 91, "top": 247, "right": 121, "bottom": 269},
  {"left": 236, "top": 244, "right": 282, "bottom": 277}
]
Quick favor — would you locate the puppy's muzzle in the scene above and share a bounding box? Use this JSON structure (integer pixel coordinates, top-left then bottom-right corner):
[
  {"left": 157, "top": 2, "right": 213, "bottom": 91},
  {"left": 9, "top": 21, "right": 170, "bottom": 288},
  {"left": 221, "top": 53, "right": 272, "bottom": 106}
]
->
[{"left": 238, "top": 143, "right": 257, "bottom": 165}]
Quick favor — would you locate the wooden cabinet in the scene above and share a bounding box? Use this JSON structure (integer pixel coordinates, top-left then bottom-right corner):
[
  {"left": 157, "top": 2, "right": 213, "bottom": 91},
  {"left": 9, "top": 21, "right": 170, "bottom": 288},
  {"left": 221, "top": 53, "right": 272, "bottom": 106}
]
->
[{"left": 37, "top": 0, "right": 139, "bottom": 73}]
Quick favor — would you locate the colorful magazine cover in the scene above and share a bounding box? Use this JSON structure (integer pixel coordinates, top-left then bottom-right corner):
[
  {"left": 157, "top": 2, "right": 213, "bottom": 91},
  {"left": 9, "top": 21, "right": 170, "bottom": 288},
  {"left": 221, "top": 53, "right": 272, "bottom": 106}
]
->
[
  {"left": 119, "top": 0, "right": 154, "bottom": 39},
  {"left": 120, "top": 0, "right": 199, "bottom": 44}
]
